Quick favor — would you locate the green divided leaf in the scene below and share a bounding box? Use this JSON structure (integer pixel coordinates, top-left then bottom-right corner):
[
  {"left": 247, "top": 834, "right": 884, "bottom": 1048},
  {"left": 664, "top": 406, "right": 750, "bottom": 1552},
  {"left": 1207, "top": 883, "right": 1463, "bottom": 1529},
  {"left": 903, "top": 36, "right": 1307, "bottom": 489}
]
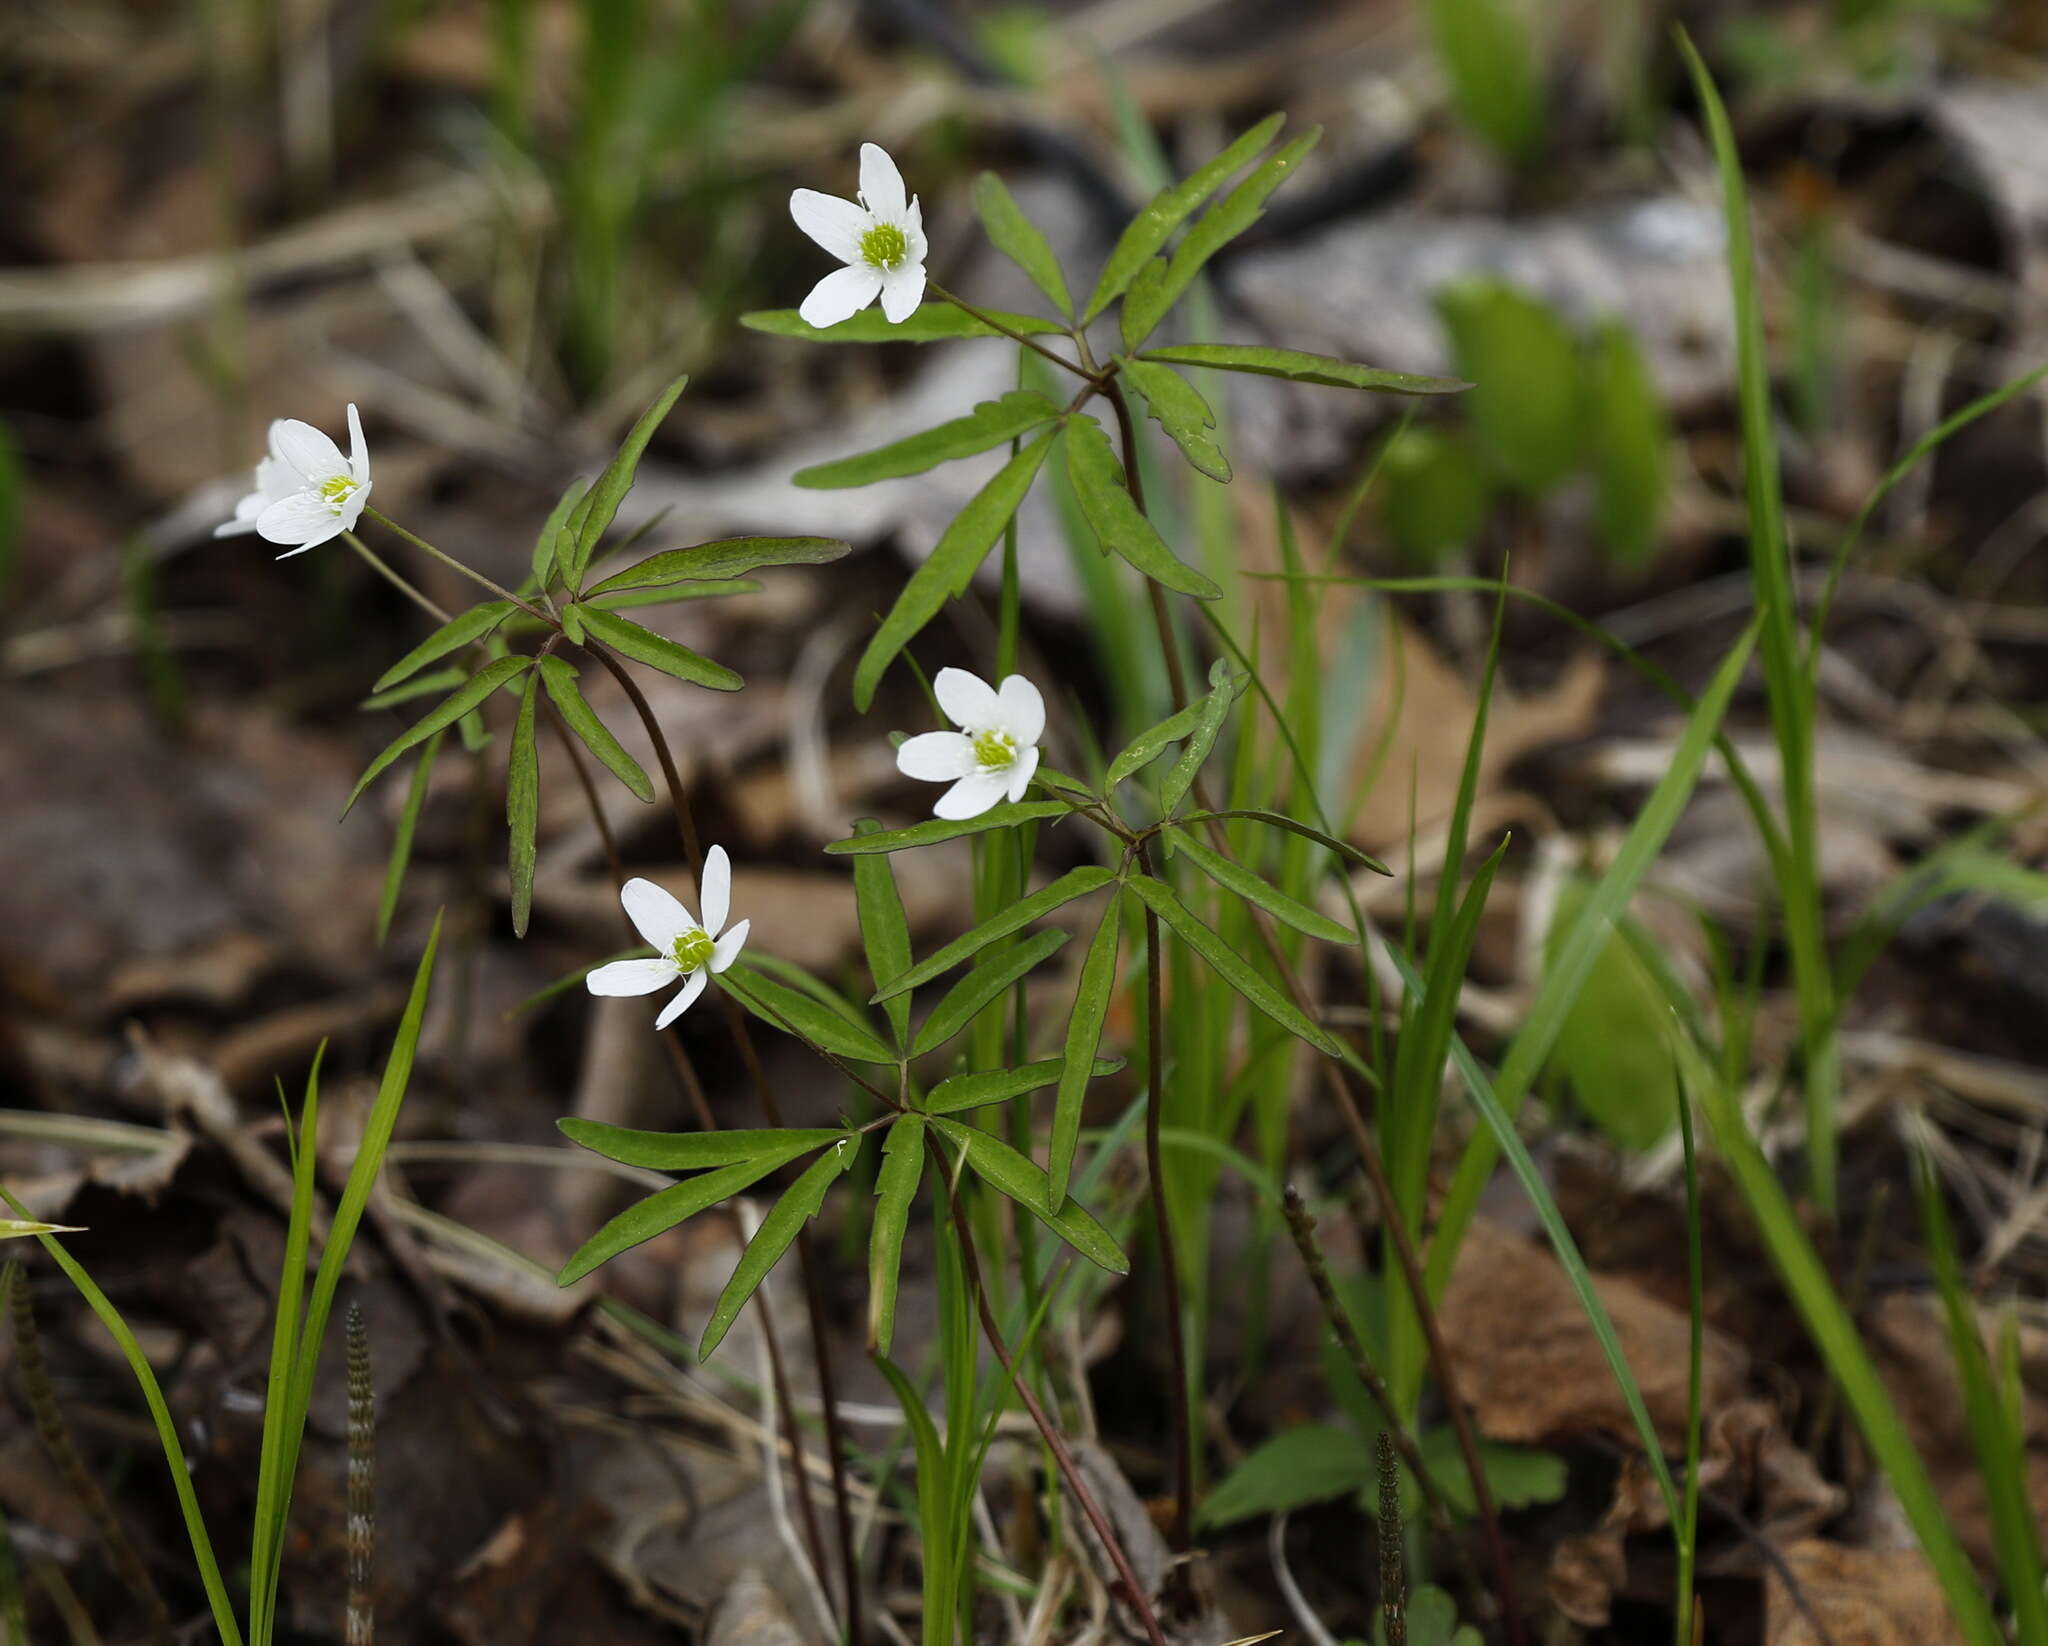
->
[
  {"left": 536, "top": 655, "right": 654, "bottom": 803},
  {"left": 560, "top": 1155, "right": 794, "bottom": 1285},
  {"left": 741, "top": 304, "right": 1068, "bottom": 344},
  {"left": 574, "top": 604, "right": 742, "bottom": 690},
  {"left": 565, "top": 372, "right": 688, "bottom": 589},
  {"left": 1064, "top": 414, "right": 1221, "bottom": 599},
  {"left": 1141, "top": 344, "right": 1467, "bottom": 397},
  {"left": 346, "top": 655, "right": 531, "bottom": 815},
  {"left": 1118, "top": 356, "right": 1230, "bottom": 482},
  {"left": 1180, "top": 809, "right": 1391, "bottom": 875},
  {"left": 852, "top": 820, "right": 914, "bottom": 1048},
  {"left": 1120, "top": 128, "right": 1322, "bottom": 349},
  {"left": 868, "top": 1115, "right": 924, "bottom": 1356},
  {"left": 721, "top": 964, "right": 895, "bottom": 1064},
  {"left": 585, "top": 536, "right": 849, "bottom": 597},
  {"left": 373, "top": 601, "right": 517, "bottom": 693},
  {"left": 560, "top": 1119, "right": 847, "bottom": 1170},
  {"left": 824, "top": 800, "right": 1073, "bottom": 855},
  {"left": 872, "top": 865, "right": 1116, "bottom": 1001},
  {"left": 507, "top": 666, "right": 541, "bottom": 937},
  {"left": 700, "top": 1140, "right": 856, "bottom": 1359},
  {"left": 912, "top": 927, "right": 1069, "bottom": 1057},
  {"left": 852, "top": 431, "right": 1060, "bottom": 711},
  {"left": 1083, "top": 114, "right": 1285, "bottom": 323},
  {"left": 1127, "top": 873, "right": 1343, "bottom": 1057},
  {"left": 923, "top": 1057, "right": 1120, "bottom": 1115},
  {"left": 1160, "top": 658, "right": 1244, "bottom": 814},
  {"left": 933, "top": 1118, "right": 1127, "bottom": 1273},
  {"left": 795, "top": 392, "right": 1062, "bottom": 489},
  {"left": 532, "top": 477, "right": 589, "bottom": 591},
  {"left": 1106, "top": 695, "right": 1210, "bottom": 789},
  {"left": 1051, "top": 888, "right": 1122, "bottom": 1210},
  {"left": 361, "top": 665, "right": 466, "bottom": 713},
  {"left": 974, "top": 173, "right": 1074, "bottom": 319},
  {"left": 1168, "top": 828, "right": 1353, "bottom": 943}
]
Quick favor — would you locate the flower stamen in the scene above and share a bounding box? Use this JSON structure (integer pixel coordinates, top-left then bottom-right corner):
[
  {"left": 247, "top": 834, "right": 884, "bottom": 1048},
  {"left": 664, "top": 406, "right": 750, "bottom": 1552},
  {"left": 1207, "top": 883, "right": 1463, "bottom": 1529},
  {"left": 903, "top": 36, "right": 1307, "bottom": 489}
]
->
[
  {"left": 671, "top": 927, "right": 716, "bottom": 973},
  {"left": 860, "top": 223, "right": 908, "bottom": 270},
  {"left": 319, "top": 474, "right": 360, "bottom": 514},
  {"left": 971, "top": 729, "right": 1018, "bottom": 770}
]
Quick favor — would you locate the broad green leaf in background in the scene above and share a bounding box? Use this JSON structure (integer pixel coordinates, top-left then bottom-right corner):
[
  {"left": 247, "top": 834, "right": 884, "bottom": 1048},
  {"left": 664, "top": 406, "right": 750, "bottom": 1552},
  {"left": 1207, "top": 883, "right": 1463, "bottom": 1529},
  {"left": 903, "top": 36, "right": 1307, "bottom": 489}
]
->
[
  {"left": 1051, "top": 888, "right": 1124, "bottom": 1209},
  {"left": 795, "top": 393, "right": 1063, "bottom": 489},
  {"left": 740, "top": 304, "right": 1068, "bottom": 343},
  {"left": 912, "top": 927, "right": 1070, "bottom": 1057},
  {"left": 825, "top": 800, "right": 1073, "bottom": 855},
  {"left": 1588, "top": 319, "right": 1671, "bottom": 565},
  {"left": 934, "top": 1119, "right": 1128, "bottom": 1273},
  {"left": 722, "top": 965, "right": 896, "bottom": 1064},
  {"left": 345, "top": 655, "right": 531, "bottom": 814},
  {"left": 585, "top": 536, "right": 848, "bottom": 596},
  {"left": 1198, "top": 1425, "right": 1376, "bottom": 1527},
  {"left": 1127, "top": 874, "right": 1344, "bottom": 1057},
  {"left": 974, "top": 173, "right": 1074, "bottom": 318},
  {"left": 565, "top": 373, "right": 689, "bottom": 586},
  {"left": 1542, "top": 876, "right": 1680, "bottom": 1150},
  {"left": 1120, "top": 129, "right": 1324, "bottom": 349},
  {"left": 1424, "top": 0, "right": 1548, "bottom": 164},
  {"left": 536, "top": 656, "right": 654, "bottom": 802},
  {"left": 1408, "top": 1585, "right": 1484, "bottom": 1646},
  {"left": 869, "top": 1116, "right": 924, "bottom": 1355},
  {"left": 873, "top": 865, "right": 1116, "bottom": 1000},
  {"left": 852, "top": 820, "right": 915, "bottom": 1047},
  {"left": 506, "top": 667, "right": 541, "bottom": 937},
  {"left": 700, "top": 1140, "right": 856, "bottom": 1358},
  {"left": 1141, "top": 344, "right": 1467, "bottom": 397},
  {"left": 1378, "top": 425, "right": 1494, "bottom": 565},
  {"left": 1436, "top": 279, "right": 1585, "bottom": 494},
  {"left": 1065, "top": 414, "right": 1222, "bottom": 599},
  {"left": 372, "top": 601, "right": 516, "bottom": 693},
  {"left": 1083, "top": 113, "right": 1286, "bottom": 323},
  {"left": 852, "top": 431, "right": 1061, "bottom": 710},
  {"left": 1119, "top": 357, "right": 1231, "bottom": 483},
  {"left": 573, "top": 605, "right": 742, "bottom": 690}
]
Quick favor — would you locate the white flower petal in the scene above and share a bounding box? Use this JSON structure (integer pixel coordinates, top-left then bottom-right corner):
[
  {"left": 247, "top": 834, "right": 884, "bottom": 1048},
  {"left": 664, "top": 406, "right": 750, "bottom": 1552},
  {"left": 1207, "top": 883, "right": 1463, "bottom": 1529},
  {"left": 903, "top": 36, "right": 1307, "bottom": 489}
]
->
[
  {"left": 586, "top": 957, "right": 681, "bottom": 996},
  {"left": 789, "top": 189, "right": 870, "bottom": 264},
  {"left": 621, "top": 877, "right": 692, "bottom": 953},
  {"left": 934, "top": 667, "right": 1001, "bottom": 732},
  {"left": 256, "top": 456, "right": 300, "bottom": 502},
  {"left": 896, "top": 730, "right": 978, "bottom": 782},
  {"left": 934, "top": 769, "right": 1010, "bottom": 821},
  {"left": 256, "top": 491, "right": 348, "bottom": 548},
  {"left": 709, "top": 918, "right": 750, "bottom": 974},
  {"left": 994, "top": 674, "right": 1045, "bottom": 746},
  {"left": 656, "top": 968, "right": 709, "bottom": 1029},
  {"left": 699, "top": 845, "right": 730, "bottom": 938},
  {"left": 1006, "top": 743, "right": 1040, "bottom": 803},
  {"left": 799, "top": 264, "right": 883, "bottom": 329},
  {"left": 877, "top": 261, "right": 926, "bottom": 324},
  {"left": 858, "top": 142, "right": 908, "bottom": 222},
  {"left": 335, "top": 478, "right": 370, "bottom": 535},
  {"left": 214, "top": 514, "right": 262, "bottom": 539},
  {"left": 268, "top": 418, "right": 348, "bottom": 484},
  {"left": 346, "top": 403, "right": 370, "bottom": 485},
  {"left": 904, "top": 198, "right": 927, "bottom": 262}
]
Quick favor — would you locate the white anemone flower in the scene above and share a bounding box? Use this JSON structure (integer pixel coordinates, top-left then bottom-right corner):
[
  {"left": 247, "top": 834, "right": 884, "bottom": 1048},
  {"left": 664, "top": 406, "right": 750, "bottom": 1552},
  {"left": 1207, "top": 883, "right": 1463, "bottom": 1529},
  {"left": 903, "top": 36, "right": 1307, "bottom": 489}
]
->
[
  {"left": 585, "top": 847, "right": 751, "bottom": 1030},
  {"left": 790, "top": 143, "right": 928, "bottom": 329},
  {"left": 214, "top": 405, "right": 372, "bottom": 556},
  {"left": 897, "top": 668, "right": 1044, "bottom": 821}
]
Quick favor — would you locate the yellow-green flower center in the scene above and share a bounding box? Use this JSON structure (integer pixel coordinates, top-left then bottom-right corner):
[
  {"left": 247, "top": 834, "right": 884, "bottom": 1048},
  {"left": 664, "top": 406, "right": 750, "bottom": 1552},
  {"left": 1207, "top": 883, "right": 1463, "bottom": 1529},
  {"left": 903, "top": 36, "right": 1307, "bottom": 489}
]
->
[
  {"left": 670, "top": 926, "right": 716, "bottom": 972},
  {"left": 319, "top": 474, "right": 359, "bottom": 513},
  {"left": 972, "top": 729, "right": 1017, "bottom": 770},
  {"left": 860, "top": 223, "right": 908, "bottom": 270}
]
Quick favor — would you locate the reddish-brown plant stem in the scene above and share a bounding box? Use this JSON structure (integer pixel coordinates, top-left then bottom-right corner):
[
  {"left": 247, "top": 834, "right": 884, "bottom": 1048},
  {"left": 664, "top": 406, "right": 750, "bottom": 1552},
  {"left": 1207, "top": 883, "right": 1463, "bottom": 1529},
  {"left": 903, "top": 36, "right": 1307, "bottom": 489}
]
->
[
  {"left": 928, "top": 1136, "right": 1172, "bottom": 1646},
  {"left": 580, "top": 641, "right": 863, "bottom": 1643}
]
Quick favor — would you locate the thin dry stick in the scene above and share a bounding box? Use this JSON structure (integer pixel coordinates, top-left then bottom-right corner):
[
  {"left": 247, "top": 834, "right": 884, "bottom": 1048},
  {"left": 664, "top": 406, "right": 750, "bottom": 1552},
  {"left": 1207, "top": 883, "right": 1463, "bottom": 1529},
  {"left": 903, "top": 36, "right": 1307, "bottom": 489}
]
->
[
  {"left": 930, "top": 1139, "right": 1172, "bottom": 1646},
  {"left": 579, "top": 641, "right": 863, "bottom": 1644},
  {"left": 10, "top": 1277, "right": 175, "bottom": 1646},
  {"left": 345, "top": 1302, "right": 375, "bottom": 1646}
]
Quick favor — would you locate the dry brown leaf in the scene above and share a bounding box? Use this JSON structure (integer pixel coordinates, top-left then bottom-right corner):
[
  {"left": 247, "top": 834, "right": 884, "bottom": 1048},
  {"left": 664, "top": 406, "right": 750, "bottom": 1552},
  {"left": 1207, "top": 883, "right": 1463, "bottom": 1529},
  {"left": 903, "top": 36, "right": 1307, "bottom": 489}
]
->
[{"left": 1766, "top": 1539, "right": 1972, "bottom": 1646}]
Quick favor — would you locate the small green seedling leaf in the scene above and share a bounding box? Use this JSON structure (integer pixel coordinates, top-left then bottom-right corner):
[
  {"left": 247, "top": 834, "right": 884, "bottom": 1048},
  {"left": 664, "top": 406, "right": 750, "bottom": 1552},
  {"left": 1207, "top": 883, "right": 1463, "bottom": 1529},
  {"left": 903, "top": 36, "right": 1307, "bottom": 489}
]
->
[
  {"left": 934, "top": 1119, "right": 1127, "bottom": 1273},
  {"left": 573, "top": 605, "right": 742, "bottom": 691},
  {"left": 1142, "top": 344, "right": 1467, "bottom": 397},
  {"left": 1198, "top": 1424, "right": 1375, "bottom": 1527},
  {"left": 872, "top": 865, "right": 1116, "bottom": 1001},
  {"left": 700, "top": 1140, "right": 856, "bottom": 1359},
  {"left": 536, "top": 656, "right": 654, "bottom": 803},
  {"left": 506, "top": 667, "right": 541, "bottom": 937},
  {"left": 852, "top": 431, "right": 1060, "bottom": 710},
  {"left": 974, "top": 173, "right": 1074, "bottom": 318},
  {"left": 1065, "top": 414, "right": 1221, "bottom": 600},
  {"left": 586, "top": 536, "right": 848, "bottom": 597},
  {"left": 912, "top": 927, "right": 1070, "bottom": 1057},
  {"left": 868, "top": 1115, "right": 924, "bottom": 1355},
  {"left": 825, "top": 800, "right": 1073, "bottom": 855},
  {"left": 346, "top": 656, "right": 531, "bottom": 815},
  {"left": 373, "top": 602, "right": 517, "bottom": 694},
  {"left": 795, "top": 392, "right": 1063, "bottom": 489},
  {"left": 1119, "top": 357, "right": 1230, "bottom": 482},
  {"left": 1051, "top": 888, "right": 1123, "bottom": 1209},
  {"left": 741, "top": 304, "right": 1068, "bottom": 343}
]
